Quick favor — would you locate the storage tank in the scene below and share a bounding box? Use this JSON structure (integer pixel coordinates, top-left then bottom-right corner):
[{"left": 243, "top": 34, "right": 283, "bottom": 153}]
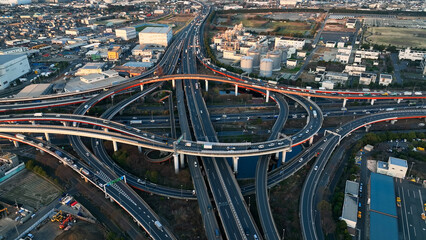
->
[
  {"left": 247, "top": 49, "right": 260, "bottom": 68},
  {"left": 240, "top": 56, "right": 253, "bottom": 73},
  {"left": 267, "top": 50, "right": 282, "bottom": 71},
  {"left": 260, "top": 58, "right": 273, "bottom": 77},
  {"left": 275, "top": 45, "right": 288, "bottom": 62}
]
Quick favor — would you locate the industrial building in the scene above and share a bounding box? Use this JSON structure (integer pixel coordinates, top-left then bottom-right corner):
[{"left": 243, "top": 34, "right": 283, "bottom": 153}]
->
[
  {"left": 108, "top": 46, "right": 122, "bottom": 61},
  {"left": 15, "top": 84, "right": 53, "bottom": 98},
  {"left": 377, "top": 157, "right": 408, "bottom": 179},
  {"left": 275, "top": 37, "right": 306, "bottom": 50},
  {"left": 75, "top": 62, "right": 106, "bottom": 76},
  {"left": 0, "top": 153, "right": 19, "bottom": 177},
  {"left": 138, "top": 27, "right": 172, "bottom": 47},
  {"left": 369, "top": 172, "right": 398, "bottom": 240},
  {"left": 340, "top": 180, "right": 360, "bottom": 229},
  {"left": 116, "top": 27, "right": 137, "bottom": 41},
  {"left": 0, "top": 54, "right": 31, "bottom": 91}
]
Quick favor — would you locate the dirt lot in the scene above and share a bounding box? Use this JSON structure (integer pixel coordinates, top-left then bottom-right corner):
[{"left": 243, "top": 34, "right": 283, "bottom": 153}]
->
[
  {"left": 54, "top": 222, "right": 106, "bottom": 240},
  {"left": 153, "top": 14, "right": 194, "bottom": 33},
  {"left": 365, "top": 27, "right": 426, "bottom": 49},
  {"left": 216, "top": 13, "right": 316, "bottom": 36},
  {"left": 0, "top": 170, "right": 61, "bottom": 209}
]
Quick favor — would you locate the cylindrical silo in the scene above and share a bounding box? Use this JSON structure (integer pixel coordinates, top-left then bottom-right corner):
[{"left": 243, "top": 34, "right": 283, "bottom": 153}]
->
[
  {"left": 260, "top": 58, "right": 273, "bottom": 77},
  {"left": 267, "top": 50, "right": 282, "bottom": 71},
  {"left": 240, "top": 56, "right": 253, "bottom": 73},
  {"left": 275, "top": 45, "right": 288, "bottom": 62},
  {"left": 247, "top": 49, "right": 260, "bottom": 68}
]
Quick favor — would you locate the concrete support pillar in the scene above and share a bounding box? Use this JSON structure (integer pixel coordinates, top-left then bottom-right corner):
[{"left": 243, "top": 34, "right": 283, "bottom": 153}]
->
[
  {"left": 205, "top": 80, "right": 208, "bottom": 92},
  {"left": 44, "top": 133, "right": 50, "bottom": 142},
  {"left": 342, "top": 99, "right": 347, "bottom": 108},
  {"left": 371, "top": 99, "right": 375, "bottom": 105},
  {"left": 235, "top": 84, "right": 238, "bottom": 96},
  {"left": 275, "top": 152, "right": 279, "bottom": 159},
  {"left": 397, "top": 98, "right": 402, "bottom": 104},
  {"left": 137, "top": 146, "right": 142, "bottom": 153},
  {"left": 281, "top": 151, "right": 287, "bottom": 164},
  {"left": 173, "top": 154, "right": 179, "bottom": 174},
  {"left": 266, "top": 90, "right": 270, "bottom": 103},
  {"left": 180, "top": 153, "right": 185, "bottom": 168},
  {"left": 62, "top": 122, "right": 67, "bottom": 126},
  {"left": 365, "top": 125, "right": 371, "bottom": 132},
  {"left": 172, "top": 80, "right": 176, "bottom": 88},
  {"left": 233, "top": 157, "right": 239, "bottom": 173},
  {"left": 309, "top": 137, "right": 314, "bottom": 145},
  {"left": 13, "top": 141, "right": 19, "bottom": 148},
  {"left": 31, "top": 121, "right": 36, "bottom": 125},
  {"left": 140, "top": 84, "right": 144, "bottom": 91},
  {"left": 104, "top": 128, "right": 109, "bottom": 132},
  {"left": 307, "top": 95, "right": 311, "bottom": 100},
  {"left": 391, "top": 120, "right": 397, "bottom": 125},
  {"left": 112, "top": 141, "right": 118, "bottom": 152}
]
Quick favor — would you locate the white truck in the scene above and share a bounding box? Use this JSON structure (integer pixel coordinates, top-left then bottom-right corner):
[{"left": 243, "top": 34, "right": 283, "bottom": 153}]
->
[
  {"left": 312, "top": 110, "right": 318, "bottom": 118},
  {"left": 404, "top": 91, "right": 412, "bottom": 96},
  {"left": 34, "top": 113, "right": 43, "bottom": 117},
  {"left": 203, "top": 144, "right": 213, "bottom": 149}
]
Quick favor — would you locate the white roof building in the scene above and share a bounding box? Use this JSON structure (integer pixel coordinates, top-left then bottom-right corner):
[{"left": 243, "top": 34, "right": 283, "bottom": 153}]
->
[
  {"left": 377, "top": 157, "right": 408, "bottom": 179},
  {"left": 379, "top": 74, "right": 392, "bottom": 86},
  {"left": 138, "top": 27, "right": 172, "bottom": 47}
]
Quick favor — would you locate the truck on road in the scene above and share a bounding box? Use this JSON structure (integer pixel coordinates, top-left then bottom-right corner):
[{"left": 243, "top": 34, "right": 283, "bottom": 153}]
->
[
  {"left": 312, "top": 110, "right": 318, "bottom": 118},
  {"left": 203, "top": 144, "right": 213, "bottom": 149}
]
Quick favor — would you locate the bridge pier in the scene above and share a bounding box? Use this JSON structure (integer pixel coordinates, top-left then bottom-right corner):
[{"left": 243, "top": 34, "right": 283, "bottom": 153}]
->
[
  {"left": 140, "top": 84, "right": 144, "bottom": 91},
  {"left": 137, "top": 146, "right": 142, "bottom": 153},
  {"left": 173, "top": 154, "right": 179, "bottom": 174},
  {"left": 13, "top": 141, "right": 19, "bottom": 148},
  {"left": 391, "top": 120, "right": 398, "bottom": 125},
  {"left": 30, "top": 121, "right": 36, "bottom": 125},
  {"left": 281, "top": 151, "right": 287, "bottom": 163},
  {"left": 342, "top": 99, "right": 347, "bottom": 108},
  {"left": 365, "top": 125, "right": 371, "bottom": 132},
  {"left": 44, "top": 133, "right": 50, "bottom": 142},
  {"left": 62, "top": 122, "right": 67, "bottom": 126},
  {"left": 172, "top": 80, "right": 176, "bottom": 88},
  {"left": 235, "top": 84, "right": 238, "bottom": 96},
  {"left": 371, "top": 99, "right": 375, "bottom": 105},
  {"left": 266, "top": 90, "right": 270, "bottom": 103},
  {"left": 205, "top": 80, "right": 208, "bottom": 92},
  {"left": 180, "top": 153, "right": 185, "bottom": 168},
  {"left": 309, "top": 137, "right": 314, "bottom": 145},
  {"left": 233, "top": 157, "right": 239, "bottom": 173},
  {"left": 112, "top": 141, "right": 118, "bottom": 152},
  {"left": 397, "top": 99, "right": 402, "bottom": 104}
]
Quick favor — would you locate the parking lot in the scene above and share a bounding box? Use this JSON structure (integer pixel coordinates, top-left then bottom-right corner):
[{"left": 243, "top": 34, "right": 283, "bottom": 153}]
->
[{"left": 395, "top": 178, "right": 426, "bottom": 240}]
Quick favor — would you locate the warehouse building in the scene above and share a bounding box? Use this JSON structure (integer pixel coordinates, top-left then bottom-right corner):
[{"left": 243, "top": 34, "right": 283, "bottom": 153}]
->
[
  {"left": 115, "top": 27, "right": 137, "bottom": 41},
  {"left": 138, "top": 27, "right": 173, "bottom": 47},
  {"left": 369, "top": 172, "right": 398, "bottom": 240},
  {"left": 15, "top": 84, "right": 53, "bottom": 98},
  {"left": 275, "top": 37, "right": 306, "bottom": 50},
  {"left": 340, "top": 180, "right": 359, "bottom": 229},
  {"left": 0, "top": 54, "right": 31, "bottom": 91},
  {"left": 75, "top": 62, "right": 106, "bottom": 76}
]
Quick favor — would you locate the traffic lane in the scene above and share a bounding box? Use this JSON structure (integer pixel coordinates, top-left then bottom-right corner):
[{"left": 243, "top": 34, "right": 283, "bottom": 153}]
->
[{"left": 396, "top": 179, "right": 426, "bottom": 240}]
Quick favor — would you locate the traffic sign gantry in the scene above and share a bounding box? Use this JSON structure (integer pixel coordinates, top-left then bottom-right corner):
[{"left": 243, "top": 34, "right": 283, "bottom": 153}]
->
[{"left": 106, "top": 175, "right": 126, "bottom": 186}]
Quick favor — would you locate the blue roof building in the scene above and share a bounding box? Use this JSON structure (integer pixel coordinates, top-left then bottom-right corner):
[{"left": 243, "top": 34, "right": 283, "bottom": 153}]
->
[{"left": 369, "top": 172, "right": 398, "bottom": 240}]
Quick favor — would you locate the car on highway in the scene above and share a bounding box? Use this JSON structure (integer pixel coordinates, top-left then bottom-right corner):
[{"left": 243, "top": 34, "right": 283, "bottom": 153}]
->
[
  {"left": 258, "top": 145, "right": 264, "bottom": 149},
  {"left": 299, "top": 158, "right": 303, "bottom": 162},
  {"left": 396, "top": 197, "right": 401, "bottom": 207},
  {"left": 314, "top": 166, "right": 318, "bottom": 171},
  {"left": 194, "top": 161, "right": 198, "bottom": 167}
]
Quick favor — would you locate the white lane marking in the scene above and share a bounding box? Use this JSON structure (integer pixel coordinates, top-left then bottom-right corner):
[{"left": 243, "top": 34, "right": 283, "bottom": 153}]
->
[{"left": 402, "top": 186, "right": 412, "bottom": 240}]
